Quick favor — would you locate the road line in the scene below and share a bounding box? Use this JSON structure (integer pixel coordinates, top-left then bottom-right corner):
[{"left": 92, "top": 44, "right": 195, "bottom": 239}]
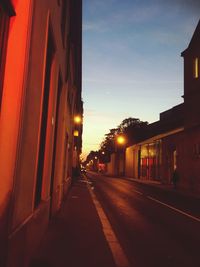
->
[
  {"left": 147, "top": 196, "right": 200, "bottom": 223},
  {"left": 133, "top": 190, "right": 143, "bottom": 195},
  {"left": 85, "top": 177, "right": 131, "bottom": 267}
]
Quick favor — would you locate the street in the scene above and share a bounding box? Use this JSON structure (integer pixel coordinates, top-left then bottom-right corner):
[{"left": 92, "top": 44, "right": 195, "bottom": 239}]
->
[{"left": 86, "top": 172, "right": 200, "bottom": 267}]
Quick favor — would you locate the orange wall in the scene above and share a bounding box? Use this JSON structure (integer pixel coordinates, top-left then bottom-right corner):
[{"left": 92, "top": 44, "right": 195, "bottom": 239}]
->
[{"left": 0, "top": 0, "right": 32, "bottom": 216}]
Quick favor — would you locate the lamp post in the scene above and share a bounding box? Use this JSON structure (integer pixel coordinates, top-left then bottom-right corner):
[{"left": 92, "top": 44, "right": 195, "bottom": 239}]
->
[
  {"left": 72, "top": 114, "right": 82, "bottom": 175},
  {"left": 115, "top": 134, "right": 127, "bottom": 177}
]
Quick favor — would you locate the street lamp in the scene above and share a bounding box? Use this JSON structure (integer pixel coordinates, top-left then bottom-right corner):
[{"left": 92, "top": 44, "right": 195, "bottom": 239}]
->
[
  {"left": 115, "top": 134, "right": 126, "bottom": 177},
  {"left": 74, "top": 115, "right": 82, "bottom": 124},
  {"left": 73, "top": 115, "right": 82, "bottom": 172},
  {"left": 116, "top": 135, "right": 126, "bottom": 145}
]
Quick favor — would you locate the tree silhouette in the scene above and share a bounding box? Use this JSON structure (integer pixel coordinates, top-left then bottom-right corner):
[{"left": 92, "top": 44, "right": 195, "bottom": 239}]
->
[
  {"left": 118, "top": 117, "right": 148, "bottom": 145},
  {"left": 86, "top": 150, "right": 99, "bottom": 163},
  {"left": 99, "top": 117, "right": 148, "bottom": 161},
  {"left": 85, "top": 117, "right": 149, "bottom": 164}
]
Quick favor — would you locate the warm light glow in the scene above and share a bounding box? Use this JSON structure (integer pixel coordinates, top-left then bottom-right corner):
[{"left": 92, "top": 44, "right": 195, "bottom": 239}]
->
[
  {"left": 116, "top": 135, "right": 126, "bottom": 145},
  {"left": 0, "top": 0, "right": 32, "bottom": 206},
  {"left": 74, "top": 115, "right": 82, "bottom": 124},
  {"left": 194, "top": 58, "right": 199, "bottom": 78},
  {"left": 74, "top": 130, "right": 79, "bottom": 137}
]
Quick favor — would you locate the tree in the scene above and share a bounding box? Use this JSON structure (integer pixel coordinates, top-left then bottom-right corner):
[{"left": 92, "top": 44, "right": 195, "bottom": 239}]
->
[
  {"left": 118, "top": 117, "right": 148, "bottom": 145},
  {"left": 85, "top": 150, "right": 99, "bottom": 163},
  {"left": 99, "top": 117, "right": 148, "bottom": 160},
  {"left": 100, "top": 128, "right": 118, "bottom": 154}
]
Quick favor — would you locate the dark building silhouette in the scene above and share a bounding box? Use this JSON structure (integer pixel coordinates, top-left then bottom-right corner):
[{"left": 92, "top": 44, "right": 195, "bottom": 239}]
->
[{"left": 181, "top": 19, "right": 200, "bottom": 191}]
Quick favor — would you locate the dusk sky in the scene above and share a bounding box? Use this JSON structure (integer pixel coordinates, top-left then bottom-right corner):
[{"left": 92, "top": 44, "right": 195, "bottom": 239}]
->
[{"left": 82, "top": 0, "right": 200, "bottom": 159}]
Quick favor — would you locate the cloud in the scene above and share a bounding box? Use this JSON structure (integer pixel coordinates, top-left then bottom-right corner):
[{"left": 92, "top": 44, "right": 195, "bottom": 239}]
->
[
  {"left": 83, "top": 22, "right": 99, "bottom": 31},
  {"left": 83, "top": 21, "right": 109, "bottom": 32},
  {"left": 83, "top": 78, "right": 182, "bottom": 86},
  {"left": 171, "top": 0, "right": 200, "bottom": 13},
  {"left": 83, "top": 2, "right": 161, "bottom": 33},
  {"left": 84, "top": 109, "right": 120, "bottom": 121},
  {"left": 84, "top": 0, "right": 199, "bottom": 30}
]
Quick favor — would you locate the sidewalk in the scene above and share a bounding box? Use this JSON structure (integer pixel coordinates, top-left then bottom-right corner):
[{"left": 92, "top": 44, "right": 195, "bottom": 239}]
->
[{"left": 30, "top": 179, "right": 116, "bottom": 267}]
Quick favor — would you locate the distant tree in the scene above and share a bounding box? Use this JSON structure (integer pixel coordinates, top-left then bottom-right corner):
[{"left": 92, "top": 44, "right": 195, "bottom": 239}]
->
[
  {"left": 99, "top": 117, "right": 148, "bottom": 159},
  {"left": 100, "top": 128, "right": 119, "bottom": 155},
  {"left": 85, "top": 150, "right": 99, "bottom": 163},
  {"left": 118, "top": 117, "right": 148, "bottom": 145}
]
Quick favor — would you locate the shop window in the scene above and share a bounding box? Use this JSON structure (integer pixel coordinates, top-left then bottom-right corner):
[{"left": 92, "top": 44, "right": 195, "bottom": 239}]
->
[
  {"left": 194, "top": 57, "right": 199, "bottom": 79},
  {"left": 0, "top": 2, "right": 15, "bottom": 110}
]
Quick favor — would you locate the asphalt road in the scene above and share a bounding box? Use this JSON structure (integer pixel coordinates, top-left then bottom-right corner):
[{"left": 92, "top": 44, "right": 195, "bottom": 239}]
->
[{"left": 86, "top": 172, "right": 200, "bottom": 267}]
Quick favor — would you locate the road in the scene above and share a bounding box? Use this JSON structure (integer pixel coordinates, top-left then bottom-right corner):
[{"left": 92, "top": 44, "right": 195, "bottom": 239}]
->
[{"left": 86, "top": 172, "right": 200, "bottom": 267}]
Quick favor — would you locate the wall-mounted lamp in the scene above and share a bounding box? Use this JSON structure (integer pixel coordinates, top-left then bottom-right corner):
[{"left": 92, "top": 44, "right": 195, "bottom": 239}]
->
[{"left": 74, "top": 115, "right": 82, "bottom": 124}]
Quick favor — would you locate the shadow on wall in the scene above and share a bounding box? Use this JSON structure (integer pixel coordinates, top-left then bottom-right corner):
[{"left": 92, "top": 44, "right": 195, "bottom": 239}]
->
[{"left": 0, "top": 193, "right": 12, "bottom": 266}]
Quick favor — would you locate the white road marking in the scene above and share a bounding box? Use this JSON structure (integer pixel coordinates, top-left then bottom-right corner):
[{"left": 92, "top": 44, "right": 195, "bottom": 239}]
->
[
  {"left": 147, "top": 196, "right": 200, "bottom": 223},
  {"left": 85, "top": 177, "right": 131, "bottom": 267},
  {"left": 133, "top": 190, "right": 143, "bottom": 195}
]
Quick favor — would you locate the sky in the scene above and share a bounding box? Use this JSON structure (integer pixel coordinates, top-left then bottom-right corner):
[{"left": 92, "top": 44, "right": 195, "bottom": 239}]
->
[{"left": 82, "top": 0, "right": 200, "bottom": 160}]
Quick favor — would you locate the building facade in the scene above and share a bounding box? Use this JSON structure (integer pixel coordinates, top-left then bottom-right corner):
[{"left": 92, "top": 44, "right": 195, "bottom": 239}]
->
[
  {"left": 181, "top": 20, "right": 200, "bottom": 192},
  {"left": 0, "top": 0, "right": 82, "bottom": 266},
  {"left": 125, "top": 106, "right": 184, "bottom": 184}
]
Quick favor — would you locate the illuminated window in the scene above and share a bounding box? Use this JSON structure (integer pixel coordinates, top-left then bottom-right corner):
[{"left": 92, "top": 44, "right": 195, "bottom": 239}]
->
[
  {"left": 0, "top": 2, "right": 15, "bottom": 110},
  {"left": 74, "top": 130, "right": 79, "bottom": 137},
  {"left": 194, "top": 57, "right": 199, "bottom": 78}
]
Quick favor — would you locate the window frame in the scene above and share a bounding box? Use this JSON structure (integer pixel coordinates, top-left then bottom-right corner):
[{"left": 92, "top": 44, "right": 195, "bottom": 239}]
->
[{"left": 0, "top": 1, "right": 15, "bottom": 110}]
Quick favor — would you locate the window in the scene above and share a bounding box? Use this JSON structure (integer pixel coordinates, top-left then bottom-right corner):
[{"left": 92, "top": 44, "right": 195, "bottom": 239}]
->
[
  {"left": 0, "top": 2, "right": 15, "bottom": 110},
  {"left": 34, "top": 25, "right": 55, "bottom": 207},
  {"left": 194, "top": 57, "right": 199, "bottom": 78},
  {"left": 0, "top": 6, "right": 9, "bottom": 109}
]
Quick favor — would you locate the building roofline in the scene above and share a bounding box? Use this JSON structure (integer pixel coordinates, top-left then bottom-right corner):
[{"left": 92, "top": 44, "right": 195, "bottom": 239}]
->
[{"left": 127, "top": 127, "right": 184, "bottom": 149}]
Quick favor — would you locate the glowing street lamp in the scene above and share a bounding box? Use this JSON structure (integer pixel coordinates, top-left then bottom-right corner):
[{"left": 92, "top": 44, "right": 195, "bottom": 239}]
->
[
  {"left": 115, "top": 135, "right": 126, "bottom": 176},
  {"left": 74, "top": 115, "right": 82, "bottom": 124},
  {"left": 116, "top": 135, "right": 126, "bottom": 145}
]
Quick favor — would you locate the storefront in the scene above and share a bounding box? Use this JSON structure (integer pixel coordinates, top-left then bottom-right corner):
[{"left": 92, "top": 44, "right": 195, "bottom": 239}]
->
[{"left": 139, "top": 140, "right": 161, "bottom": 181}]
